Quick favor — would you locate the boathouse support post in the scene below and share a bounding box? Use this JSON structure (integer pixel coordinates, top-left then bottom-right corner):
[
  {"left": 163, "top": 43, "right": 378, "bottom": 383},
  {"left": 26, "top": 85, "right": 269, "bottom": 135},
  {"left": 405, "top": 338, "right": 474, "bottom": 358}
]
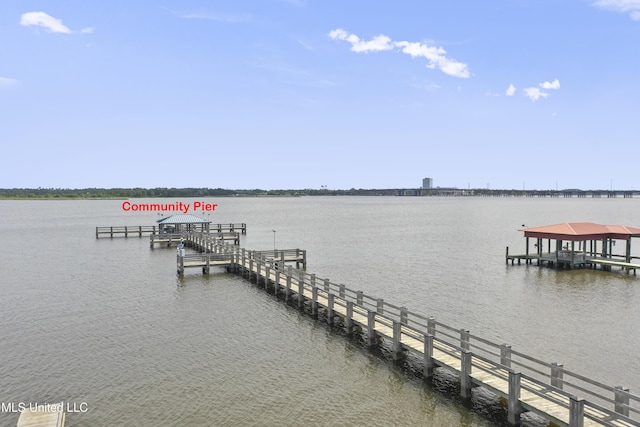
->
[
  {"left": 508, "top": 371, "right": 522, "bottom": 425},
  {"left": 551, "top": 362, "right": 564, "bottom": 389},
  {"left": 423, "top": 333, "right": 435, "bottom": 379},
  {"left": 500, "top": 344, "right": 512, "bottom": 368},
  {"left": 274, "top": 269, "right": 280, "bottom": 295},
  {"left": 249, "top": 258, "right": 254, "bottom": 280},
  {"left": 346, "top": 301, "right": 354, "bottom": 334},
  {"left": 569, "top": 396, "right": 585, "bottom": 427},
  {"left": 327, "top": 293, "right": 335, "bottom": 325},
  {"left": 256, "top": 260, "right": 261, "bottom": 285},
  {"left": 376, "top": 298, "right": 384, "bottom": 315},
  {"left": 460, "top": 329, "right": 470, "bottom": 351},
  {"left": 614, "top": 386, "right": 630, "bottom": 416},
  {"left": 460, "top": 350, "right": 473, "bottom": 399},
  {"left": 367, "top": 310, "right": 377, "bottom": 346},
  {"left": 392, "top": 321, "right": 403, "bottom": 360},
  {"left": 265, "top": 266, "right": 270, "bottom": 290}
]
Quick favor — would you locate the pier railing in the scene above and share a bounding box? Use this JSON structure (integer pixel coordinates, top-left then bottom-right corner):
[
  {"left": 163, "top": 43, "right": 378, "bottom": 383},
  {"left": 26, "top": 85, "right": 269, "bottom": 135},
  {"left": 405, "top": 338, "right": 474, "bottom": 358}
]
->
[
  {"left": 96, "top": 223, "right": 246, "bottom": 238},
  {"left": 224, "top": 242, "right": 639, "bottom": 426},
  {"left": 172, "top": 233, "right": 638, "bottom": 426}
]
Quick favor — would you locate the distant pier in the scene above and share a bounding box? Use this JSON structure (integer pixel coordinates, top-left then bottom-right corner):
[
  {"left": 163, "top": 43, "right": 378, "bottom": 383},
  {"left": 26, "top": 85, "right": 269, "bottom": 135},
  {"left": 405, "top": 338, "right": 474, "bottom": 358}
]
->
[{"left": 95, "top": 223, "right": 246, "bottom": 238}]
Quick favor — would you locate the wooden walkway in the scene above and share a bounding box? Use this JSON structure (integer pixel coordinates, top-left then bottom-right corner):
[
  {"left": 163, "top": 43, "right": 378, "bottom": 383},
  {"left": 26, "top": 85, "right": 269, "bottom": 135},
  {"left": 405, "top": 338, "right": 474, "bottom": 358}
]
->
[
  {"left": 177, "top": 234, "right": 639, "bottom": 427},
  {"left": 95, "top": 223, "right": 246, "bottom": 238},
  {"left": 16, "top": 405, "right": 65, "bottom": 427},
  {"left": 151, "top": 232, "right": 240, "bottom": 247},
  {"left": 176, "top": 232, "right": 306, "bottom": 275}
]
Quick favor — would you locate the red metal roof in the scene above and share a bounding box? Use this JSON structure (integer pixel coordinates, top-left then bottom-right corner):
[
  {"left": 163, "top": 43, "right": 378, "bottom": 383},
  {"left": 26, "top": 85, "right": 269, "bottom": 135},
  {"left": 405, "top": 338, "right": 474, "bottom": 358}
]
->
[{"left": 522, "top": 222, "right": 640, "bottom": 241}]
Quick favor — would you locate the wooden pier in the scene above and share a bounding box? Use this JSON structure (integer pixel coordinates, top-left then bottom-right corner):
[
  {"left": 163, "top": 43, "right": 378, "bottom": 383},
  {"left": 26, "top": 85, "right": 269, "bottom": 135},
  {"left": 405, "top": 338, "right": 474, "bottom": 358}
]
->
[
  {"left": 174, "top": 236, "right": 639, "bottom": 427},
  {"left": 506, "top": 248, "right": 640, "bottom": 275},
  {"left": 176, "top": 232, "right": 306, "bottom": 275},
  {"left": 95, "top": 223, "right": 246, "bottom": 238},
  {"left": 16, "top": 405, "right": 65, "bottom": 427},
  {"left": 150, "top": 232, "right": 240, "bottom": 247}
]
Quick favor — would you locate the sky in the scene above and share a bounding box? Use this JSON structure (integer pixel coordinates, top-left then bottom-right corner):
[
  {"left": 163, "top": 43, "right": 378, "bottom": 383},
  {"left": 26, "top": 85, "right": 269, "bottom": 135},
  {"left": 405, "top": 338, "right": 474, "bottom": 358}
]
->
[{"left": 1, "top": 0, "right": 639, "bottom": 191}]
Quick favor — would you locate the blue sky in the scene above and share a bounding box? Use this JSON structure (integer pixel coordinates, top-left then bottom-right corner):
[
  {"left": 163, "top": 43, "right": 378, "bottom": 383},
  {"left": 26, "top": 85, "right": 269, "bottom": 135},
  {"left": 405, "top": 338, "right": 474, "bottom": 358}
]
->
[{"left": 1, "top": 0, "right": 639, "bottom": 190}]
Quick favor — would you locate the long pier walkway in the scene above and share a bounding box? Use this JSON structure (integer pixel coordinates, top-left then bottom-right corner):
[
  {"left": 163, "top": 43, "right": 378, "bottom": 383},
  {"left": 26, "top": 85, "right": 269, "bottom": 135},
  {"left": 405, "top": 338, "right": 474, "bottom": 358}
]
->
[
  {"left": 95, "top": 223, "right": 246, "bottom": 238},
  {"left": 176, "top": 233, "right": 639, "bottom": 427}
]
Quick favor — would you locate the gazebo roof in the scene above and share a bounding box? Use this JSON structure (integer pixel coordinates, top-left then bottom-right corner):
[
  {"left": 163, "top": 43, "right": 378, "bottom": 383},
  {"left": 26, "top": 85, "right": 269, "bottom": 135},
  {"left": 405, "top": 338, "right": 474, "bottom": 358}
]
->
[
  {"left": 522, "top": 222, "right": 640, "bottom": 241},
  {"left": 157, "top": 214, "right": 211, "bottom": 225}
]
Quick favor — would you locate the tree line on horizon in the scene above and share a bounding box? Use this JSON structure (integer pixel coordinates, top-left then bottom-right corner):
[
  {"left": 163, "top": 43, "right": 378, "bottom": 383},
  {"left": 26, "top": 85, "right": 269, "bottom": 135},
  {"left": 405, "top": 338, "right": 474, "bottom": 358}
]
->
[{"left": 0, "top": 187, "right": 382, "bottom": 199}]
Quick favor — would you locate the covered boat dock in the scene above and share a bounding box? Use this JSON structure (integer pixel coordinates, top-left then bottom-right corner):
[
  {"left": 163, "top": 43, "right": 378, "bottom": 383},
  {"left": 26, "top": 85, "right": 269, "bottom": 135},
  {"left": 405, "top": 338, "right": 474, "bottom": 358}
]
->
[{"left": 506, "top": 222, "right": 640, "bottom": 274}]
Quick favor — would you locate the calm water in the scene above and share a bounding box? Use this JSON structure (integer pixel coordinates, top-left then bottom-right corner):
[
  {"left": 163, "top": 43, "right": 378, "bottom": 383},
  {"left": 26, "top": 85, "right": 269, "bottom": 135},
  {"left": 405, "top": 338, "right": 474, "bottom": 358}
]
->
[{"left": 0, "top": 197, "right": 639, "bottom": 426}]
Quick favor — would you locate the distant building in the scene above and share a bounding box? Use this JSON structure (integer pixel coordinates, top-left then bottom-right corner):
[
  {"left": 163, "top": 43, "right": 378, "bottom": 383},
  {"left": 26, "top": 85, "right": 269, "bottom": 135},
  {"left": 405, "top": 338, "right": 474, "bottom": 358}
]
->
[{"left": 422, "top": 178, "right": 433, "bottom": 189}]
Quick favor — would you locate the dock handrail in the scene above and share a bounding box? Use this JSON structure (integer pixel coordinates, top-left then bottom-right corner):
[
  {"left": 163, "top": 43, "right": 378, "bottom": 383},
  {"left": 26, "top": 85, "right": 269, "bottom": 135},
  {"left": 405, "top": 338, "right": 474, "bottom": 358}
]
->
[{"left": 186, "top": 237, "right": 640, "bottom": 425}]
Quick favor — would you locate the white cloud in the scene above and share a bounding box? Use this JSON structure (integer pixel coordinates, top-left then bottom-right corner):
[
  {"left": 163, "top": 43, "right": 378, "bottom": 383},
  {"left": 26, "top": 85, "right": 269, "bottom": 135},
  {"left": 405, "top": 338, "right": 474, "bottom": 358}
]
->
[
  {"left": 80, "top": 27, "right": 95, "bottom": 34},
  {"left": 540, "top": 79, "right": 560, "bottom": 90},
  {"left": 180, "top": 11, "right": 254, "bottom": 23},
  {"left": 0, "top": 77, "right": 19, "bottom": 88},
  {"left": 20, "top": 11, "right": 72, "bottom": 34},
  {"left": 512, "top": 79, "right": 560, "bottom": 101},
  {"left": 328, "top": 29, "right": 393, "bottom": 53},
  {"left": 523, "top": 87, "right": 548, "bottom": 102},
  {"left": 329, "top": 29, "right": 470, "bottom": 78},
  {"left": 593, "top": 0, "right": 640, "bottom": 19}
]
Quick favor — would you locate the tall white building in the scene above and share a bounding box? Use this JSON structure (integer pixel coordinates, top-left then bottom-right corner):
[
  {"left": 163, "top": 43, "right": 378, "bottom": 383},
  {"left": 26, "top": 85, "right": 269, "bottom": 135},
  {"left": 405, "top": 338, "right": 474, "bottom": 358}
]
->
[{"left": 422, "top": 178, "right": 433, "bottom": 189}]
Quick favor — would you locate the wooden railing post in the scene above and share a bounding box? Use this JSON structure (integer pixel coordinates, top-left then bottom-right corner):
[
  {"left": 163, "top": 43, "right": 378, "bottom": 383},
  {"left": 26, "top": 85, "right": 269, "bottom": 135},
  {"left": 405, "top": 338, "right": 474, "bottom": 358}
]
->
[
  {"left": 551, "top": 362, "right": 564, "bottom": 389},
  {"left": 500, "top": 344, "right": 512, "bottom": 368},
  {"left": 177, "top": 254, "right": 184, "bottom": 276},
  {"left": 285, "top": 270, "right": 292, "bottom": 301},
  {"left": 460, "top": 350, "right": 472, "bottom": 399},
  {"left": 460, "top": 329, "right": 470, "bottom": 351},
  {"left": 311, "top": 286, "right": 318, "bottom": 316},
  {"left": 400, "top": 307, "right": 408, "bottom": 324},
  {"left": 614, "top": 386, "right": 630, "bottom": 417},
  {"left": 427, "top": 316, "right": 436, "bottom": 336},
  {"left": 327, "top": 293, "right": 335, "bottom": 325},
  {"left": 274, "top": 268, "right": 280, "bottom": 295},
  {"left": 356, "top": 291, "right": 363, "bottom": 305},
  {"left": 346, "top": 301, "right": 354, "bottom": 334},
  {"left": 376, "top": 298, "right": 384, "bottom": 314},
  {"left": 264, "top": 266, "right": 270, "bottom": 290},
  {"left": 569, "top": 396, "right": 584, "bottom": 427},
  {"left": 392, "top": 321, "right": 403, "bottom": 360},
  {"left": 367, "top": 310, "right": 377, "bottom": 346},
  {"left": 508, "top": 371, "right": 522, "bottom": 425},
  {"left": 423, "top": 334, "right": 434, "bottom": 379},
  {"left": 297, "top": 271, "right": 304, "bottom": 308}
]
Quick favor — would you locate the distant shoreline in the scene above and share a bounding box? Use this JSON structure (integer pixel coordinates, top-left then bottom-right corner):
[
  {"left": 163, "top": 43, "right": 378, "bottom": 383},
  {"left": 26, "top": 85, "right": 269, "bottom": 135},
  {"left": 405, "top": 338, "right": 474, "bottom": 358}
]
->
[{"left": 1, "top": 187, "right": 637, "bottom": 200}]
